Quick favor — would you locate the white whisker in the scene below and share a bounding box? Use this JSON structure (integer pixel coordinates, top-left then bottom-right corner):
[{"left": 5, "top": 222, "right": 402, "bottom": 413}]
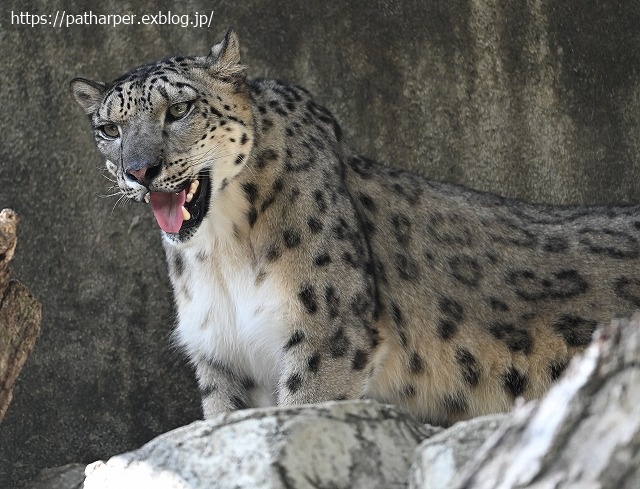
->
[{"left": 98, "top": 192, "right": 124, "bottom": 199}]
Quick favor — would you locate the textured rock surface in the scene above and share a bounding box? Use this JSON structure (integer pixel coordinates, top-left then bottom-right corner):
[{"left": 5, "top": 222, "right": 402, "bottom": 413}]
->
[
  {"left": 408, "top": 414, "right": 508, "bottom": 489},
  {"left": 82, "top": 401, "right": 439, "bottom": 489},
  {"left": 2, "top": 1, "right": 640, "bottom": 487}
]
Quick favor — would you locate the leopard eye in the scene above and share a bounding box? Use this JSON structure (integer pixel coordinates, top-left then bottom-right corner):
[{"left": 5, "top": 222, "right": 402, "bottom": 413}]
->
[
  {"left": 168, "top": 102, "right": 191, "bottom": 120},
  {"left": 99, "top": 123, "right": 119, "bottom": 139}
]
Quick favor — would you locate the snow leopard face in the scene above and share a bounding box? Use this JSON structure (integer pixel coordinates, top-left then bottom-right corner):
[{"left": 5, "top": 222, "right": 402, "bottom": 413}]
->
[{"left": 71, "top": 29, "right": 254, "bottom": 240}]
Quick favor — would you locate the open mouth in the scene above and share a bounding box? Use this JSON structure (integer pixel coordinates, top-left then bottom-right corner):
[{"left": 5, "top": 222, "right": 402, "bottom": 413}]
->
[{"left": 146, "top": 171, "right": 210, "bottom": 234}]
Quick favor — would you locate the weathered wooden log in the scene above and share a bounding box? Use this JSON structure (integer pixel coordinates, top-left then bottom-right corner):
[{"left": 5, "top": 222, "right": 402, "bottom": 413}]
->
[
  {"left": 0, "top": 209, "right": 41, "bottom": 423},
  {"left": 0, "top": 209, "right": 19, "bottom": 298}
]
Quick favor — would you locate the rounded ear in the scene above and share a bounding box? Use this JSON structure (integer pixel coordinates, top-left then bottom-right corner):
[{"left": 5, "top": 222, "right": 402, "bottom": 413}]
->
[
  {"left": 70, "top": 78, "right": 106, "bottom": 114},
  {"left": 207, "top": 28, "right": 245, "bottom": 81}
]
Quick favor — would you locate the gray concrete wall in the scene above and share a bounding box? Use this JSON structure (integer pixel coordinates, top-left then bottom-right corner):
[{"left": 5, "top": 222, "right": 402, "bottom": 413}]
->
[{"left": 1, "top": 0, "right": 639, "bottom": 487}]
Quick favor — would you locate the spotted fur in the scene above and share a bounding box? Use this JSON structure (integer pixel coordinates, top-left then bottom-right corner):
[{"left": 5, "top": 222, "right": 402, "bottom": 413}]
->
[{"left": 72, "top": 29, "right": 640, "bottom": 426}]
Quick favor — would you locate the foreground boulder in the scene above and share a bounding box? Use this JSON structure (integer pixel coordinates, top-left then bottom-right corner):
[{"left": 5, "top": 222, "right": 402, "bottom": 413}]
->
[
  {"left": 83, "top": 400, "right": 440, "bottom": 489},
  {"left": 449, "top": 314, "right": 640, "bottom": 488},
  {"left": 409, "top": 414, "right": 508, "bottom": 489}
]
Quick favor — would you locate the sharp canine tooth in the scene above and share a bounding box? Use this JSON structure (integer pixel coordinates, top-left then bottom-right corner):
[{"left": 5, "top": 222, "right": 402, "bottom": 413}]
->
[
  {"left": 185, "top": 180, "right": 199, "bottom": 204},
  {"left": 182, "top": 206, "right": 191, "bottom": 221},
  {"left": 144, "top": 194, "right": 150, "bottom": 203}
]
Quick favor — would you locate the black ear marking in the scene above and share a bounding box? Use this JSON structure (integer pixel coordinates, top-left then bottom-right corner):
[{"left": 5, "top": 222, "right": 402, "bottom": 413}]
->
[{"left": 69, "top": 77, "right": 107, "bottom": 114}]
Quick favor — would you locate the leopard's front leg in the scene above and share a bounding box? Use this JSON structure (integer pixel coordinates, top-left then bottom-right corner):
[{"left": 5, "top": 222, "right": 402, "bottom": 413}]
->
[
  {"left": 195, "top": 358, "right": 254, "bottom": 418},
  {"left": 268, "top": 199, "right": 383, "bottom": 406},
  {"left": 276, "top": 305, "right": 381, "bottom": 406}
]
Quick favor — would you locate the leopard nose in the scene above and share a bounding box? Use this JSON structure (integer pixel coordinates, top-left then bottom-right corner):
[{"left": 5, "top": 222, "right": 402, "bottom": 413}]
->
[
  {"left": 127, "top": 167, "right": 147, "bottom": 182},
  {"left": 125, "top": 157, "right": 163, "bottom": 186}
]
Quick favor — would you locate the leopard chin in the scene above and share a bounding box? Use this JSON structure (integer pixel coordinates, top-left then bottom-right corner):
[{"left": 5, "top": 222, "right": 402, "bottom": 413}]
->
[{"left": 145, "top": 171, "right": 211, "bottom": 237}]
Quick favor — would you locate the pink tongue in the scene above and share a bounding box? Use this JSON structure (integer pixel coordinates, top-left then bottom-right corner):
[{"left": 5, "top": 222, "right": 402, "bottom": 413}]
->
[{"left": 149, "top": 191, "right": 186, "bottom": 233}]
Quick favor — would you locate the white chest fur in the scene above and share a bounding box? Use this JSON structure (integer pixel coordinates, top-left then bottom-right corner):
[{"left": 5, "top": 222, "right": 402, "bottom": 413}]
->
[{"left": 164, "top": 227, "right": 289, "bottom": 396}]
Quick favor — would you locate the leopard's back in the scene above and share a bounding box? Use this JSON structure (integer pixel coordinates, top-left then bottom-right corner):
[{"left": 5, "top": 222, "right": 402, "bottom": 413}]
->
[{"left": 346, "top": 155, "right": 640, "bottom": 422}]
